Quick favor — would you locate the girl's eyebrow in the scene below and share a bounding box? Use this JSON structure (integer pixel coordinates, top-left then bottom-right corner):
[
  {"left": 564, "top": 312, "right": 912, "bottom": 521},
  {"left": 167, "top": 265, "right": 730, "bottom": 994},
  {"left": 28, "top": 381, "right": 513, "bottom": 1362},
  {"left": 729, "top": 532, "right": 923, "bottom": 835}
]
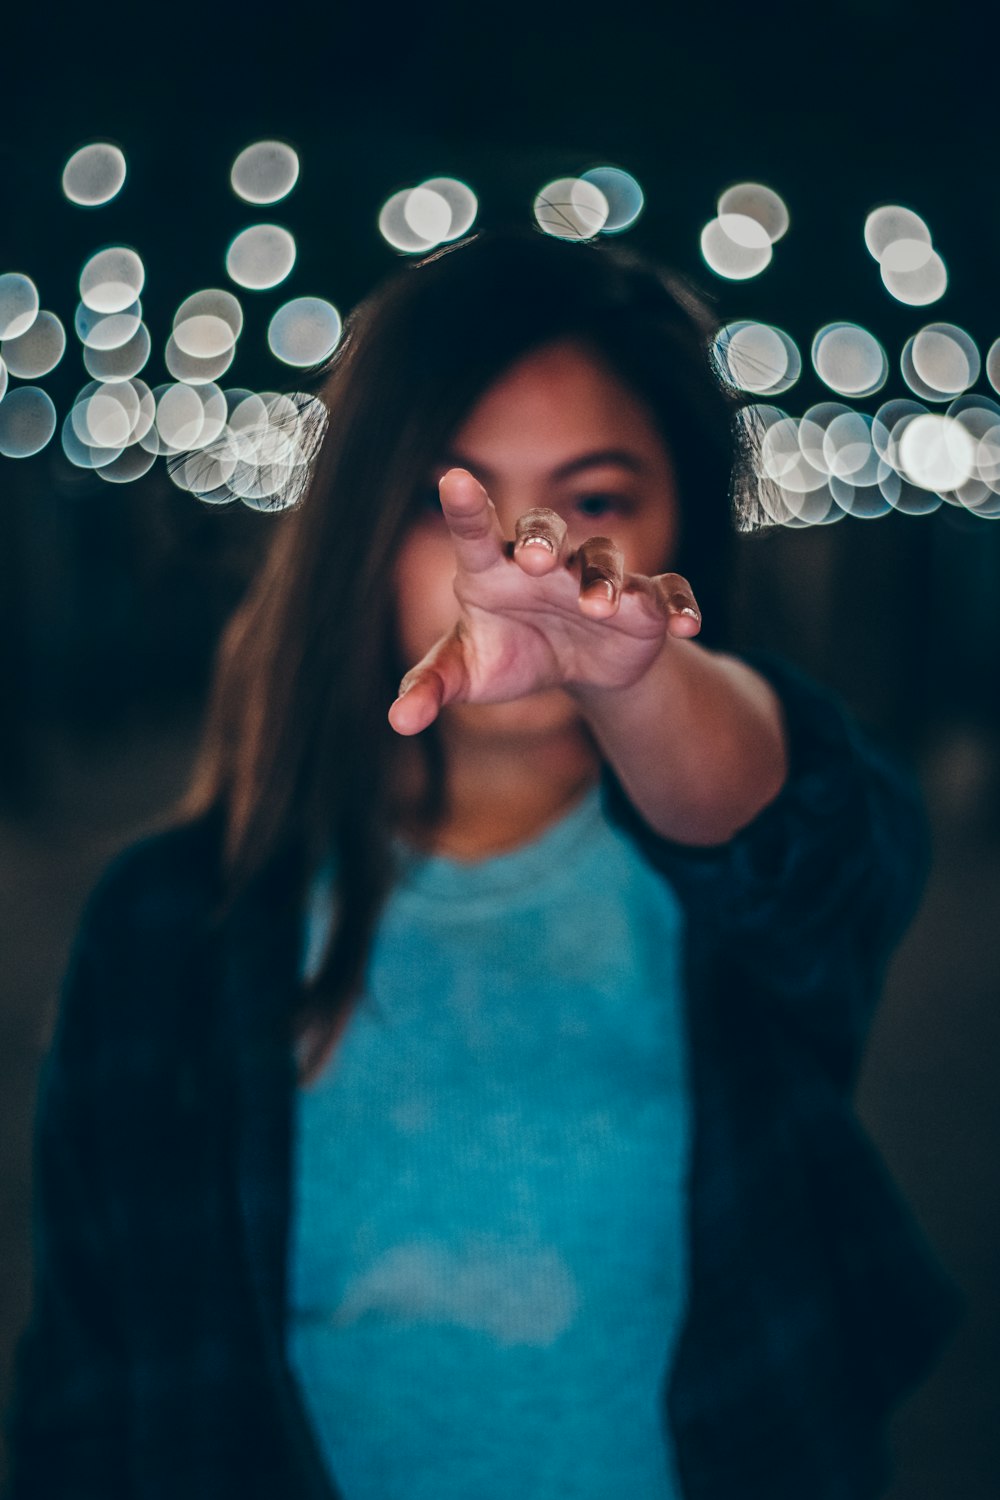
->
[{"left": 440, "top": 447, "right": 648, "bottom": 483}]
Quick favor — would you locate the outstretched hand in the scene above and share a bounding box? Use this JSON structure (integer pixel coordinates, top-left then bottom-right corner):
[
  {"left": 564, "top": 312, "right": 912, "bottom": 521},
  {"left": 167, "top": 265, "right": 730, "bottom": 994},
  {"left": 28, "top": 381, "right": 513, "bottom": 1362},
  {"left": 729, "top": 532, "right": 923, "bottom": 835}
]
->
[{"left": 387, "top": 468, "right": 701, "bottom": 736}]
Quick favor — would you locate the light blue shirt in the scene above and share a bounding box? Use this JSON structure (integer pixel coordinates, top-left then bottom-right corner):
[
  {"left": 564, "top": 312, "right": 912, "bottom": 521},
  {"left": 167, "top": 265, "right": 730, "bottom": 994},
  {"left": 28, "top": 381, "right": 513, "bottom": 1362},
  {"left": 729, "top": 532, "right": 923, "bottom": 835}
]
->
[{"left": 287, "top": 781, "right": 693, "bottom": 1500}]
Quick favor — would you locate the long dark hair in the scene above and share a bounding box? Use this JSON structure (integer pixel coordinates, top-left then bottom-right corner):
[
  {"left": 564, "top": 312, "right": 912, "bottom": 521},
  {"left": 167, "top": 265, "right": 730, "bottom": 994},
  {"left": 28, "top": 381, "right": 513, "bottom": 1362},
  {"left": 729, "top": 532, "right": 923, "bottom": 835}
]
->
[{"left": 178, "top": 228, "right": 756, "bottom": 1078}]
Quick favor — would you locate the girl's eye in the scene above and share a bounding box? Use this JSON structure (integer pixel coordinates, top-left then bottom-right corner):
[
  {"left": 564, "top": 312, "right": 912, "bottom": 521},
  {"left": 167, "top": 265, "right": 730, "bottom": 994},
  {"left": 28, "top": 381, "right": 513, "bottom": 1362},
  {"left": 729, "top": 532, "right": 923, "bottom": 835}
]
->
[{"left": 574, "top": 494, "right": 626, "bottom": 519}]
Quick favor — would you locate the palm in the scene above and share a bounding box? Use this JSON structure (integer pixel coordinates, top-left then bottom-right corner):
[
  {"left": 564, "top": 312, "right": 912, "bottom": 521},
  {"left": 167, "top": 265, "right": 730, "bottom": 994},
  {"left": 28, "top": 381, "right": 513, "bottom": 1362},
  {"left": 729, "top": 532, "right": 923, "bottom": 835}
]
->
[{"left": 389, "top": 468, "right": 701, "bottom": 735}]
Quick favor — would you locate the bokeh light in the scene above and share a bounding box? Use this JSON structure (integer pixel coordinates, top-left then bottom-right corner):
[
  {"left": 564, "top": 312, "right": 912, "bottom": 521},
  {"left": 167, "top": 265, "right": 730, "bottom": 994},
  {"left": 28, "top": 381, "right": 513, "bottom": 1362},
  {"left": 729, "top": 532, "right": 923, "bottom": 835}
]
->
[
  {"left": 863, "top": 206, "right": 946, "bottom": 306},
  {"left": 0, "top": 274, "right": 40, "bottom": 340},
  {"left": 909, "top": 323, "right": 980, "bottom": 398},
  {"left": 1, "top": 310, "right": 66, "bottom": 378},
  {"left": 268, "top": 297, "right": 342, "bottom": 366},
  {"left": 164, "top": 333, "right": 235, "bottom": 385},
  {"left": 79, "top": 247, "right": 145, "bottom": 313},
  {"left": 95, "top": 446, "right": 158, "bottom": 484},
  {"left": 986, "top": 339, "right": 1000, "bottom": 396},
  {"left": 0, "top": 357, "right": 7, "bottom": 403},
  {"left": 173, "top": 289, "right": 243, "bottom": 359},
  {"left": 897, "top": 412, "right": 976, "bottom": 492},
  {"left": 171, "top": 389, "right": 328, "bottom": 510},
  {"left": 811, "top": 323, "right": 888, "bottom": 398},
  {"left": 230, "top": 141, "right": 300, "bottom": 205},
  {"left": 379, "top": 189, "right": 437, "bottom": 253},
  {"left": 713, "top": 321, "right": 800, "bottom": 396},
  {"left": 717, "top": 182, "right": 789, "bottom": 243},
  {"left": 74, "top": 298, "right": 143, "bottom": 350},
  {"left": 83, "top": 322, "right": 151, "bottom": 381},
  {"left": 419, "top": 178, "right": 478, "bottom": 240},
  {"left": 0, "top": 386, "right": 57, "bottom": 457},
  {"left": 533, "top": 178, "right": 609, "bottom": 240},
  {"left": 62, "top": 143, "right": 127, "bottom": 207},
  {"left": 579, "top": 167, "right": 644, "bottom": 233},
  {"left": 378, "top": 179, "right": 479, "bottom": 253},
  {"left": 882, "top": 249, "right": 947, "bottom": 306},
  {"left": 864, "top": 205, "right": 931, "bottom": 261},
  {"left": 225, "top": 225, "right": 296, "bottom": 290},
  {"left": 700, "top": 214, "right": 772, "bottom": 279}
]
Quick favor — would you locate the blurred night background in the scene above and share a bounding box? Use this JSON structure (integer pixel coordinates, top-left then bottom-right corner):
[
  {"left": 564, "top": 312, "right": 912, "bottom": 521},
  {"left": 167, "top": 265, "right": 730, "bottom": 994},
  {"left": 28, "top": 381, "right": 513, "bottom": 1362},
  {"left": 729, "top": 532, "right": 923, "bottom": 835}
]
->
[{"left": 1, "top": 2, "right": 997, "bottom": 1494}]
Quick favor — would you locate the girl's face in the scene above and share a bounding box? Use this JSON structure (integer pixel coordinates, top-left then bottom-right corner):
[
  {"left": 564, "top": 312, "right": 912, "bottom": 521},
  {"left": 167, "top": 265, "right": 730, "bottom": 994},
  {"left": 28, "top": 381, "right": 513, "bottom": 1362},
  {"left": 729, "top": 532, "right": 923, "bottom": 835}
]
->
[{"left": 393, "top": 336, "right": 681, "bottom": 742}]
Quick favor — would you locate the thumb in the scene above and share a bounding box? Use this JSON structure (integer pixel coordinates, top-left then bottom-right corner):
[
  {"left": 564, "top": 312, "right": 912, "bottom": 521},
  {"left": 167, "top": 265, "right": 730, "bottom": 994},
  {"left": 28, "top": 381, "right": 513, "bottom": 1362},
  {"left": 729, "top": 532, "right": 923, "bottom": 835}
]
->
[{"left": 388, "top": 626, "right": 469, "bottom": 736}]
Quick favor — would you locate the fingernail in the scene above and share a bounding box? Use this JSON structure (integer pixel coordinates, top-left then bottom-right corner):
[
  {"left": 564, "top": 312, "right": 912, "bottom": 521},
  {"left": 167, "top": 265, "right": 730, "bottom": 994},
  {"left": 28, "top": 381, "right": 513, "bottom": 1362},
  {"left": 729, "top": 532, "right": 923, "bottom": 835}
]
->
[
  {"left": 397, "top": 678, "right": 414, "bottom": 697},
  {"left": 590, "top": 580, "right": 615, "bottom": 601},
  {"left": 678, "top": 605, "right": 699, "bottom": 618},
  {"left": 517, "top": 534, "right": 554, "bottom": 552}
]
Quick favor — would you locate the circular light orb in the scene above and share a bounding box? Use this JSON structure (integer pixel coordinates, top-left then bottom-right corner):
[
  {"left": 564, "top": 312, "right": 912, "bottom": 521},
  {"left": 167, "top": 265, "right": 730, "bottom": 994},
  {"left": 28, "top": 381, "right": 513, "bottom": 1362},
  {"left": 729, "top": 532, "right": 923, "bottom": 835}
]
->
[
  {"left": 580, "top": 166, "right": 644, "bottom": 233},
  {"left": 157, "top": 382, "right": 208, "bottom": 450},
  {"left": 404, "top": 186, "right": 453, "bottom": 244},
  {"left": 864, "top": 205, "right": 931, "bottom": 261},
  {"left": 61, "top": 409, "right": 124, "bottom": 469},
  {"left": 984, "top": 338, "right": 1000, "bottom": 396},
  {"left": 173, "top": 288, "right": 243, "bottom": 358},
  {"left": 225, "top": 225, "right": 296, "bottom": 291},
  {"left": 897, "top": 413, "right": 976, "bottom": 492},
  {"left": 230, "top": 141, "right": 300, "bottom": 206},
  {"left": 379, "top": 189, "right": 436, "bottom": 253},
  {"left": 714, "top": 321, "right": 800, "bottom": 396},
  {"left": 811, "top": 323, "right": 888, "bottom": 398},
  {"left": 760, "top": 416, "right": 827, "bottom": 493},
  {"left": 95, "top": 445, "right": 158, "bottom": 483},
  {"left": 0, "top": 386, "right": 57, "bottom": 457},
  {"left": 533, "top": 177, "right": 609, "bottom": 240},
  {"left": 872, "top": 398, "right": 927, "bottom": 466},
  {"left": 79, "top": 247, "right": 145, "bottom": 313},
  {"left": 700, "top": 214, "right": 772, "bottom": 280},
  {"left": 83, "top": 322, "right": 151, "bottom": 382},
  {"left": 798, "top": 401, "right": 854, "bottom": 476},
  {"left": 74, "top": 297, "right": 143, "bottom": 351},
  {"left": 2, "top": 309, "right": 66, "bottom": 378},
  {"left": 829, "top": 472, "right": 893, "bottom": 520},
  {"left": 172, "top": 313, "right": 235, "bottom": 359},
  {"left": 881, "top": 249, "right": 947, "bottom": 306},
  {"left": 947, "top": 396, "right": 1000, "bottom": 486},
  {"left": 418, "top": 177, "right": 478, "bottom": 240},
  {"left": 910, "top": 323, "right": 981, "bottom": 398},
  {"left": 717, "top": 182, "right": 789, "bottom": 243},
  {"left": 72, "top": 380, "right": 139, "bottom": 449},
  {"left": 268, "top": 297, "right": 342, "bottom": 367},
  {"left": 878, "top": 462, "right": 943, "bottom": 517},
  {"left": 0, "top": 274, "right": 40, "bottom": 340},
  {"left": 822, "top": 411, "right": 880, "bottom": 483},
  {"left": 164, "top": 334, "right": 235, "bottom": 385},
  {"left": 0, "top": 357, "right": 6, "bottom": 402},
  {"left": 880, "top": 238, "right": 934, "bottom": 274},
  {"left": 62, "top": 143, "right": 127, "bottom": 207}
]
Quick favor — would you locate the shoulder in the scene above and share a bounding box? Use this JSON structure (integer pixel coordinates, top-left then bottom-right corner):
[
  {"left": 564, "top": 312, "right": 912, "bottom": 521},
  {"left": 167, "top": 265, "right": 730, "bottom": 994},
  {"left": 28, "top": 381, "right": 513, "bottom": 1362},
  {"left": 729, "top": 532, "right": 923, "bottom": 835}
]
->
[
  {"left": 51, "top": 811, "right": 227, "bottom": 1061},
  {"left": 75, "top": 808, "right": 225, "bottom": 955}
]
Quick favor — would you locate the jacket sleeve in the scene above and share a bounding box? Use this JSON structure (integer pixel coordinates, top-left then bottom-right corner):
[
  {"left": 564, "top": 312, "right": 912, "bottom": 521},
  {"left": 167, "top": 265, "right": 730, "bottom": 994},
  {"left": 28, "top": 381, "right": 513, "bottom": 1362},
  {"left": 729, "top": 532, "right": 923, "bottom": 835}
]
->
[
  {"left": 6, "top": 878, "right": 134, "bottom": 1500},
  {"left": 600, "top": 647, "right": 933, "bottom": 1092}
]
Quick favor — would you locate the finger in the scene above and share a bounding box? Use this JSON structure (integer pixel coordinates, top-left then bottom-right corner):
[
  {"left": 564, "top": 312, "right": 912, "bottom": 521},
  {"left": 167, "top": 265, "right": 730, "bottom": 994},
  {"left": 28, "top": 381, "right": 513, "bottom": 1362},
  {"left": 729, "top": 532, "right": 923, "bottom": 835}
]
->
[
  {"left": 651, "top": 571, "right": 702, "bottom": 637},
  {"left": 437, "top": 468, "right": 507, "bottom": 575},
  {"left": 571, "top": 535, "right": 625, "bottom": 618},
  {"left": 511, "top": 507, "right": 570, "bottom": 576},
  {"left": 388, "top": 628, "right": 468, "bottom": 736}
]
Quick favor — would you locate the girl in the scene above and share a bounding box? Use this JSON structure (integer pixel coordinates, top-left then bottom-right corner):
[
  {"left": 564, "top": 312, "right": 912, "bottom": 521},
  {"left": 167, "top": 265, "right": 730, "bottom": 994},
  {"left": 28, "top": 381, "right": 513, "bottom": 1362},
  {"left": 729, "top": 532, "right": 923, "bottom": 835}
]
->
[{"left": 8, "top": 230, "right": 962, "bottom": 1499}]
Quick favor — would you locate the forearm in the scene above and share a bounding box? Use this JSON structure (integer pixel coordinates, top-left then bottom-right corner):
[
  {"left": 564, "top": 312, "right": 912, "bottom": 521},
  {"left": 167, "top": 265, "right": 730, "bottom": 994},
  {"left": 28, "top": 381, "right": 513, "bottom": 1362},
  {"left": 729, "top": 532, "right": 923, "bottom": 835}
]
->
[{"left": 571, "top": 634, "right": 790, "bottom": 846}]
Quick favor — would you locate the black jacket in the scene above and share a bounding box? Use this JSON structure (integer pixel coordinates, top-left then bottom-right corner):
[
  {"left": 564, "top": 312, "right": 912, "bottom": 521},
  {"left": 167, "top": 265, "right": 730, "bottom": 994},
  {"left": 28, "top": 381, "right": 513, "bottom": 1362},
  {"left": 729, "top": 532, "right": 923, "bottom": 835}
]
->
[{"left": 7, "top": 649, "right": 964, "bottom": 1499}]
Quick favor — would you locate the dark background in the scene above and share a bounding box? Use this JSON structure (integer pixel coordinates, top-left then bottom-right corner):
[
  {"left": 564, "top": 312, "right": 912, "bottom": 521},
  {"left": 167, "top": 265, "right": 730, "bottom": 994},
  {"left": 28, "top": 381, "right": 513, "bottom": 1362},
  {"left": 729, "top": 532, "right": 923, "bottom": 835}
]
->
[{"left": 1, "top": 2, "right": 997, "bottom": 1494}]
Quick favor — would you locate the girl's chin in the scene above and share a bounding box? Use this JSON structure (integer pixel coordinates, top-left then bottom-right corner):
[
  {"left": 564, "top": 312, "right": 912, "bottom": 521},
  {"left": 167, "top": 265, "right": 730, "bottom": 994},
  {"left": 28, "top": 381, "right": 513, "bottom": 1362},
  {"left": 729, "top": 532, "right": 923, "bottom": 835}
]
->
[{"left": 444, "top": 687, "right": 583, "bottom": 739}]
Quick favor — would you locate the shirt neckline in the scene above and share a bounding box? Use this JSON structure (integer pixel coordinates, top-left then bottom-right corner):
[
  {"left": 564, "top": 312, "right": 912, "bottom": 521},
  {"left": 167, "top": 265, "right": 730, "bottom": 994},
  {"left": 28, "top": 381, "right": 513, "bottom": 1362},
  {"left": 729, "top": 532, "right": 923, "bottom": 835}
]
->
[{"left": 389, "top": 781, "right": 607, "bottom": 907}]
